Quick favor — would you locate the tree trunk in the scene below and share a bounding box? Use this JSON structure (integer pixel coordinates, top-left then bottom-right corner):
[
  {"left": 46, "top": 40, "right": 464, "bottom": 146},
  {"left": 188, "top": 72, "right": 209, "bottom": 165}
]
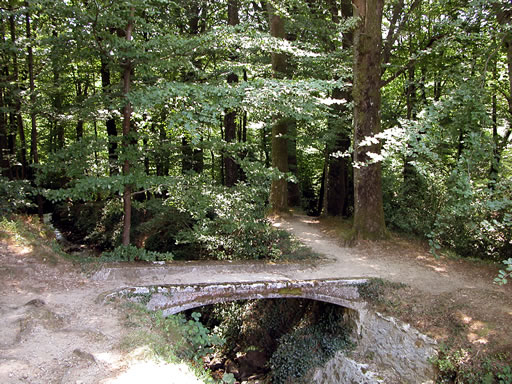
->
[
  {"left": 403, "top": 53, "right": 418, "bottom": 183},
  {"left": 287, "top": 120, "right": 300, "bottom": 207},
  {"left": 25, "top": 2, "right": 44, "bottom": 220},
  {"left": 100, "top": 58, "right": 118, "bottom": 176},
  {"left": 52, "top": 31, "right": 64, "bottom": 150},
  {"left": 270, "top": 118, "right": 290, "bottom": 211},
  {"left": 352, "top": 0, "right": 387, "bottom": 239},
  {"left": 326, "top": 0, "right": 353, "bottom": 217},
  {"left": 11, "top": 13, "right": 25, "bottom": 179},
  {"left": 224, "top": 72, "right": 239, "bottom": 187},
  {"left": 268, "top": 4, "right": 289, "bottom": 212},
  {"left": 0, "top": 19, "right": 9, "bottom": 177},
  {"left": 182, "top": 136, "right": 193, "bottom": 173},
  {"left": 224, "top": 0, "right": 240, "bottom": 187},
  {"left": 121, "top": 8, "right": 135, "bottom": 246},
  {"left": 75, "top": 78, "right": 88, "bottom": 141},
  {"left": 26, "top": 3, "right": 38, "bottom": 168}
]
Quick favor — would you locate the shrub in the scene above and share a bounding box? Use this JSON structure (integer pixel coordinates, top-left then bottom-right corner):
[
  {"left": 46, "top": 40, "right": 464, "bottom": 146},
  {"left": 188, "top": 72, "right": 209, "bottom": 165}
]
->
[
  {"left": 0, "top": 177, "right": 35, "bottom": 218},
  {"left": 432, "top": 346, "right": 512, "bottom": 384},
  {"left": 101, "top": 244, "right": 173, "bottom": 262}
]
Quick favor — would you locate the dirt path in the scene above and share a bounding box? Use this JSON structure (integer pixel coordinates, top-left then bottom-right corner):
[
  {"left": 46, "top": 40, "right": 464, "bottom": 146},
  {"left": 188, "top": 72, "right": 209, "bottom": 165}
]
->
[{"left": 1, "top": 214, "right": 511, "bottom": 383}]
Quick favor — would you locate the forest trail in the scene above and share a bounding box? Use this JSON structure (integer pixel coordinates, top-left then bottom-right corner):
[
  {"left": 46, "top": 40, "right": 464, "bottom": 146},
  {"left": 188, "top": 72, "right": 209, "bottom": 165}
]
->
[{"left": 0, "top": 214, "right": 511, "bottom": 383}]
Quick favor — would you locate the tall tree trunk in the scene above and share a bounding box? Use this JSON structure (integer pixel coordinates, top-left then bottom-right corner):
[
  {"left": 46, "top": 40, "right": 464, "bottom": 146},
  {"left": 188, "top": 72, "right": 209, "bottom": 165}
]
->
[
  {"left": 121, "top": 8, "right": 135, "bottom": 246},
  {"left": 287, "top": 120, "right": 301, "bottom": 206},
  {"left": 403, "top": 47, "right": 418, "bottom": 183},
  {"left": 224, "top": 0, "right": 240, "bottom": 187},
  {"left": 268, "top": 4, "right": 289, "bottom": 212},
  {"left": 75, "top": 76, "right": 88, "bottom": 141},
  {"left": 100, "top": 58, "right": 118, "bottom": 176},
  {"left": 0, "top": 19, "right": 9, "bottom": 177},
  {"left": 52, "top": 31, "right": 64, "bottom": 150},
  {"left": 326, "top": 0, "right": 353, "bottom": 217},
  {"left": 224, "top": 73, "right": 239, "bottom": 186},
  {"left": 10, "top": 15, "right": 26, "bottom": 179},
  {"left": 352, "top": 0, "right": 387, "bottom": 239},
  {"left": 26, "top": 3, "right": 38, "bottom": 168},
  {"left": 193, "top": 139, "right": 204, "bottom": 173},
  {"left": 182, "top": 136, "right": 193, "bottom": 173},
  {"left": 489, "top": 59, "right": 499, "bottom": 185},
  {"left": 25, "top": 1, "right": 43, "bottom": 220}
]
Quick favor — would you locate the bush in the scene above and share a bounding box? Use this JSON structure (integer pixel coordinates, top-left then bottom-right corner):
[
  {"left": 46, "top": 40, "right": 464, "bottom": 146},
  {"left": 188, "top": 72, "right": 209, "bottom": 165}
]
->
[
  {"left": 0, "top": 177, "right": 35, "bottom": 218},
  {"left": 432, "top": 346, "right": 512, "bottom": 384},
  {"left": 155, "top": 311, "right": 225, "bottom": 364},
  {"left": 101, "top": 244, "right": 173, "bottom": 262},
  {"left": 165, "top": 174, "right": 307, "bottom": 261}
]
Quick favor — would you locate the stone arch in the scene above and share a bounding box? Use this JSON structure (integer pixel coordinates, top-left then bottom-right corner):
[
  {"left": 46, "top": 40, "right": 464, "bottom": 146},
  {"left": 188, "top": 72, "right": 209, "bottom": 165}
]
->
[{"left": 104, "top": 278, "right": 368, "bottom": 316}]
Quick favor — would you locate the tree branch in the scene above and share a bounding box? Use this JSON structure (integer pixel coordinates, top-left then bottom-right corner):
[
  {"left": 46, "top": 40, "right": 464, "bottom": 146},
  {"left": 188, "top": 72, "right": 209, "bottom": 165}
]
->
[
  {"left": 381, "top": 33, "right": 444, "bottom": 87},
  {"left": 382, "top": 0, "right": 422, "bottom": 70}
]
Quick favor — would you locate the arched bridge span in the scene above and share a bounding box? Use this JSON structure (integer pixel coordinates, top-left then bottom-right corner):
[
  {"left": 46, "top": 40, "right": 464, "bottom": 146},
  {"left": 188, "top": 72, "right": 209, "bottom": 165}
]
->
[{"left": 103, "top": 278, "right": 369, "bottom": 316}]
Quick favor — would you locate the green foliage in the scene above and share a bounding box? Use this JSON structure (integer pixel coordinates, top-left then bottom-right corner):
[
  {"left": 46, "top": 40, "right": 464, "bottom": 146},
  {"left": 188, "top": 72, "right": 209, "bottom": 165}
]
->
[
  {"left": 0, "top": 177, "right": 35, "bottom": 218},
  {"left": 121, "top": 304, "right": 223, "bottom": 384},
  {"left": 154, "top": 311, "right": 225, "bottom": 364},
  {"left": 101, "top": 244, "right": 173, "bottom": 262},
  {"left": 382, "top": 80, "right": 512, "bottom": 261},
  {"left": 269, "top": 306, "right": 352, "bottom": 384},
  {"left": 495, "top": 258, "right": 512, "bottom": 285},
  {"left": 53, "top": 199, "right": 123, "bottom": 248},
  {"left": 165, "top": 173, "right": 312, "bottom": 261},
  {"left": 432, "top": 346, "right": 512, "bottom": 384}
]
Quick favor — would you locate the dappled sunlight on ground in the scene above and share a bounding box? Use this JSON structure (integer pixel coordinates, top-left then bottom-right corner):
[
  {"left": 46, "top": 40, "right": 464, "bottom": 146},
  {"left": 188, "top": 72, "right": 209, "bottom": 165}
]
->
[
  {"left": 104, "top": 360, "right": 204, "bottom": 384},
  {"left": 456, "top": 312, "right": 491, "bottom": 345}
]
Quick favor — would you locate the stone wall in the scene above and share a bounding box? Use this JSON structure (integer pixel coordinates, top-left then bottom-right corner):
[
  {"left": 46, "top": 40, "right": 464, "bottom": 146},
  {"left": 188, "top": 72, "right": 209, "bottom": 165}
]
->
[{"left": 313, "top": 309, "right": 437, "bottom": 384}]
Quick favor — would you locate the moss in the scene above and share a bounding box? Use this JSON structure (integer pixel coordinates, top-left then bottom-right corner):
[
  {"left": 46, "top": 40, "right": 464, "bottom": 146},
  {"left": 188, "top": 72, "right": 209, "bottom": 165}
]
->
[{"left": 277, "top": 287, "right": 303, "bottom": 295}]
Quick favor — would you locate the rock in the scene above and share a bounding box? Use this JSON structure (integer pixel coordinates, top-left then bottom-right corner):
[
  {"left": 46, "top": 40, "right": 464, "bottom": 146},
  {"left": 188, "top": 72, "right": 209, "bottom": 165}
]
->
[
  {"left": 72, "top": 349, "right": 97, "bottom": 364},
  {"left": 312, "top": 309, "right": 437, "bottom": 384},
  {"left": 206, "top": 355, "right": 225, "bottom": 371},
  {"left": 225, "top": 359, "right": 240, "bottom": 377},
  {"left": 24, "top": 299, "right": 45, "bottom": 307},
  {"left": 312, "top": 353, "right": 383, "bottom": 384},
  {"left": 236, "top": 350, "right": 268, "bottom": 380}
]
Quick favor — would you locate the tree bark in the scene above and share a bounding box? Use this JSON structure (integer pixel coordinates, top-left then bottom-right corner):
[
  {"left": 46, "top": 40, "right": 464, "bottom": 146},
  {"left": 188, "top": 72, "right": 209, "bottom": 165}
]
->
[
  {"left": 121, "top": 8, "right": 135, "bottom": 246},
  {"left": 224, "top": 72, "right": 239, "bottom": 186},
  {"left": 0, "top": 19, "right": 9, "bottom": 177},
  {"left": 326, "top": 0, "right": 353, "bottom": 217},
  {"left": 100, "top": 57, "right": 118, "bottom": 176},
  {"left": 10, "top": 14, "right": 26, "bottom": 179},
  {"left": 352, "top": 0, "right": 387, "bottom": 239},
  {"left": 268, "top": 4, "right": 289, "bottom": 212},
  {"left": 224, "top": 0, "right": 240, "bottom": 187},
  {"left": 25, "top": 1, "right": 44, "bottom": 221},
  {"left": 52, "top": 30, "right": 64, "bottom": 150},
  {"left": 26, "top": 3, "right": 38, "bottom": 169},
  {"left": 287, "top": 120, "right": 301, "bottom": 206}
]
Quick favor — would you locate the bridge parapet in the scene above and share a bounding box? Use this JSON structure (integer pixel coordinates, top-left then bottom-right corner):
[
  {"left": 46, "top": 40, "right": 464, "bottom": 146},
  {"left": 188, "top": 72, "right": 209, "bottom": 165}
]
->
[{"left": 102, "top": 278, "right": 369, "bottom": 316}]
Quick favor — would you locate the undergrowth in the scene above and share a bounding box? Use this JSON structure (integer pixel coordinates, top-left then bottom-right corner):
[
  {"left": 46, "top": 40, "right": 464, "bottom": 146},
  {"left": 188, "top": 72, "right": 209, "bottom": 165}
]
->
[
  {"left": 120, "top": 303, "right": 229, "bottom": 383},
  {"left": 432, "top": 345, "right": 512, "bottom": 384}
]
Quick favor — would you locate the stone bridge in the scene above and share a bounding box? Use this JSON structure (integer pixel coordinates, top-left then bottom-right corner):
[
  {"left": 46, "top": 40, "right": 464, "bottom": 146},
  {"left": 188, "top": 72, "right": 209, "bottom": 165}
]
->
[
  {"left": 100, "top": 276, "right": 437, "bottom": 383},
  {"left": 103, "top": 278, "right": 369, "bottom": 316}
]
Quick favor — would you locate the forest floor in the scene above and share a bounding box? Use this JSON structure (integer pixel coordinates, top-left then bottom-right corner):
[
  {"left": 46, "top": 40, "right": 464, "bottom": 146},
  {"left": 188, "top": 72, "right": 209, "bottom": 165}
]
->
[{"left": 0, "top": 213, "right": 511, "bottom": 383}]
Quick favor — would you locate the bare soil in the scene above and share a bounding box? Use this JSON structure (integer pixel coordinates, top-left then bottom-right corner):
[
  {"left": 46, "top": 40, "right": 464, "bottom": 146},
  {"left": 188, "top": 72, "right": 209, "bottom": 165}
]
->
[{"left": 0, "top": 213, "right": 511, "bottom": 383}]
